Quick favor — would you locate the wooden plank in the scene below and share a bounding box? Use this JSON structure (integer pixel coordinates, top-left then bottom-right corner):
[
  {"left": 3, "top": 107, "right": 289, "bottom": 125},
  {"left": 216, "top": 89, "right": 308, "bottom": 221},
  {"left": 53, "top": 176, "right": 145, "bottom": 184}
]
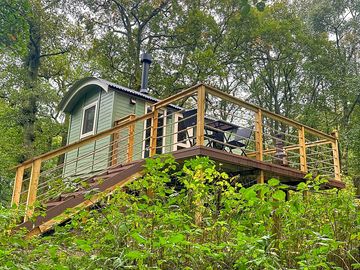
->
[
  {"left": 331, "top": 130, "right": 341, "bottom": 181},
  {"left": 298, "top": 126, "right": 307, "bottom": 172},
  {"left": 205, "top": 85, "right": 336, "bottom": 142},
  {"left": 149, "top": 109, "right": 159, "bottom": 157},
  {"left": 24, "top": 159, "right": 42, "bottom": 221},
  {"left": 127, "top": 114, "right": 136, "bottom": 162},
  {"left": 196, "top": 85, "right": 206, "bottom": 146},
  {"left": 11, "top": 166, "right": 25, "bottom": 207},
  {"left": 255, "top": 109, "right": 263, "bottom": 161}
]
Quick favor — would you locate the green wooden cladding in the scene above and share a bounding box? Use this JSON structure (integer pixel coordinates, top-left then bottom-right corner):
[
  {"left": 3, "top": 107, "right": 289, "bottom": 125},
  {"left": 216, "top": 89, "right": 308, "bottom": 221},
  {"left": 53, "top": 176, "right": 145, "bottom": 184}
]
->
[{"left": 63, "top": 85, "right": 176, "bottom": 178}]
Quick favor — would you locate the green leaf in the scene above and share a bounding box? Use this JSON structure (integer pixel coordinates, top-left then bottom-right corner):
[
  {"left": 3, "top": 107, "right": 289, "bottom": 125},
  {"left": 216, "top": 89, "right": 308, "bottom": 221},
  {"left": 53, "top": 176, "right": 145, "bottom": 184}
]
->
[
  {"left": 244, "top": 189, "right": 257, "bottom": 200},
  {"left": 297, "top": 182, "right": 307, "bottom": 191},
  {"left": 272, "top": 190, "right": 286, "bottom": 201},
  {"left": 75, "top": 239, "right": 92, "bottom": 252},
  {"left": 131, "top": 232, "right": 147, "bottom": 244},
  {"left": 169, "top": 233, "right": 185, "bottom": 244},
  {"left": 125, "top": 250, "right": 147, "bottom": 259},
  {"left": 268, "top": 178, "right": 280, "bottom": 187}
]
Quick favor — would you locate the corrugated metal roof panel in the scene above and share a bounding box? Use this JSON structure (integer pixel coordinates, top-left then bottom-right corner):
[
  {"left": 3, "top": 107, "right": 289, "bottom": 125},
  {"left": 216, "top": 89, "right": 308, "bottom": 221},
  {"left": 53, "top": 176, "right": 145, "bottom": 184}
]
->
[{"left": 99, "top": 78, "right": 183, "bottom": 110}]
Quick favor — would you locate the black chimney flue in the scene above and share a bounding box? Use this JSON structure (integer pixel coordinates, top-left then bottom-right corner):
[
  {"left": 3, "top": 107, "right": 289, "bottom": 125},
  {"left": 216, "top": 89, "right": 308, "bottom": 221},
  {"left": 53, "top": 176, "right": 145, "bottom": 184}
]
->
[{"left": 140, "top": 53, "right": 152, "bottom": 94}]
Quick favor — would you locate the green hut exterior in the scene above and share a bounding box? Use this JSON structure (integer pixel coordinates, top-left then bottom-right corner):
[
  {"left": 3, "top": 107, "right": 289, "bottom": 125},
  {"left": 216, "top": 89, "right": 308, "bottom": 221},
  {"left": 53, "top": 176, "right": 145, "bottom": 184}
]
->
[{"left": 59, "top": 77, "right": 182, "bottom": 178}]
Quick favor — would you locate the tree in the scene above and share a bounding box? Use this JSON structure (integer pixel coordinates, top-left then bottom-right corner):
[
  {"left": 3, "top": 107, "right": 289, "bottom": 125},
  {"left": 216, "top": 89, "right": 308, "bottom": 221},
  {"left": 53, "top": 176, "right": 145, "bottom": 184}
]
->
[{"left": 1, "top": 0, "right": 83, "bottom": 161}]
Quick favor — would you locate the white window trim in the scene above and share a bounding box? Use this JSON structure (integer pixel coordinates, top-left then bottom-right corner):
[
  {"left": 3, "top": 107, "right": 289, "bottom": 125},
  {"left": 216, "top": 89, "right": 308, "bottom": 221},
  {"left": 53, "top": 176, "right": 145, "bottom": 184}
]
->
[
  {"left": 142, "top": 104, "right": 167, "bottom": 158},
  {"left": 80, "top": 101, "right": 98, "bottom": 139},
  {"left": 173, "top": 112, "right": 193, "bottom": 151}
]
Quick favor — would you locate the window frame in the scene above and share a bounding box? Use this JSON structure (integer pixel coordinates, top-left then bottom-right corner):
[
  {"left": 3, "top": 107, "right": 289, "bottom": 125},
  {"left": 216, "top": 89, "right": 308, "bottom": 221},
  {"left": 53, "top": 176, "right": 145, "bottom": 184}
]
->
[
  {"left": 173, "top": 112, "right": 193, "bottom": 151},
  {"left": 80, "top": 101, "right": 98, "bottom": 139}
]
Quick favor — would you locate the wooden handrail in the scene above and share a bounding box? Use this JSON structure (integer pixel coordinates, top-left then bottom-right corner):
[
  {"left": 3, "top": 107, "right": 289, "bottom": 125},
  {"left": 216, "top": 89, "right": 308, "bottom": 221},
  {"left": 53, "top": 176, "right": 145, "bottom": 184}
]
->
[
  {"left": 153, "top": 84, "right": 199, "bottom": 110},
  {"left": 204, "top": 85, "right": 336, "bottom": 142},
  {"left": 14, "top": 112, "right": 154, "bottom": 169}
]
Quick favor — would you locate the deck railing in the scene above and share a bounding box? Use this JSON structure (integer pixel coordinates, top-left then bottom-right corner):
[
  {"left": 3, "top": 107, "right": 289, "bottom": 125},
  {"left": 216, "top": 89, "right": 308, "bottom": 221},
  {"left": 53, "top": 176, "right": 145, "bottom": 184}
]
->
[{"left": 11, "top": 84, "right": 341, "bottom": 221}]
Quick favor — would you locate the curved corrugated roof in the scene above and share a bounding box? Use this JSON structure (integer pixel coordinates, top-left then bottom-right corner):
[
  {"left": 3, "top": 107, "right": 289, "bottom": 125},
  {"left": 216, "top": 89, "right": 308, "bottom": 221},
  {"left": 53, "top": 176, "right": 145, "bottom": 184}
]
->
[{"left": 59, "top": 77, "right": 181, "bottom": 113}]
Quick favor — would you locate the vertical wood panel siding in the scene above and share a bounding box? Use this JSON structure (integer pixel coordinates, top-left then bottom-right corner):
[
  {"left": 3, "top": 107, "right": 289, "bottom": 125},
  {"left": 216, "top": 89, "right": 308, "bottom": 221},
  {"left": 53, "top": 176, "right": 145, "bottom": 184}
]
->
[
  {"left": 64, "top": 87, "right": 113, "bottom": 177},
  {"left": 113, "top": 92, "right": 146, "bottom": 162}
]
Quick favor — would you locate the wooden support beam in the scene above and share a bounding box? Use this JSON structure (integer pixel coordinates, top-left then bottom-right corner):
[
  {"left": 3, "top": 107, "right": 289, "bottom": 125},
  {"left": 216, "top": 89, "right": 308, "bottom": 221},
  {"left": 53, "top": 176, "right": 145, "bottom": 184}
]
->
[
  {"left": 149, "top": 109, "right": 159, "bottom": 157},
  {"left": 127, "top": 114, "right": 136, "bottom": 162},
  {"left": 331, "top": 130, "right": 341, "bottom": 181},
  {"left": 298, "top": 126, "right": 307, "bottom": 173},
  {"left": 11, "top": 166, "right": 25, "bottom": 207},
  {"left": 257, "top": 170, "right": 264, "bottom": 184},
  {"left": 24, "top": 159, "right": 42, "bottom": 221},
  {"left": 196, "top": 85, "right": 206, "bottom": 146},
  {"left": 255, "top": 109, "right": 263, "bottom": 162}
]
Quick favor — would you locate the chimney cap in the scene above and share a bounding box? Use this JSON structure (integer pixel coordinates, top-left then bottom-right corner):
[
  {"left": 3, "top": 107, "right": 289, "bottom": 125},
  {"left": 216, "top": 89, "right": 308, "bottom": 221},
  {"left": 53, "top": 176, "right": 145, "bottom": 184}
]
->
[{"left": 141, "top": 53, "right": 152, "bottom": 64}]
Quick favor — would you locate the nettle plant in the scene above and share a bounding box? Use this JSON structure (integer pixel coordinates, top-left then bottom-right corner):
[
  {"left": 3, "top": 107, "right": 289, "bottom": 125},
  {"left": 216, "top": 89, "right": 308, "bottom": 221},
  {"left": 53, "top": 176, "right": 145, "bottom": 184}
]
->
[{"left": 0, "top": 155, "right": 359, "bottom": 270}]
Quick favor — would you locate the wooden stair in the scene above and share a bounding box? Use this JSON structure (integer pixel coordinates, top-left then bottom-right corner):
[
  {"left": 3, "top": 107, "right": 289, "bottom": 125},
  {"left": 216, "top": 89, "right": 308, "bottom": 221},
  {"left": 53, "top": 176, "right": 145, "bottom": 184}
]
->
[{"left": 17, "top": 160, "right": 145, "bottom": 237}]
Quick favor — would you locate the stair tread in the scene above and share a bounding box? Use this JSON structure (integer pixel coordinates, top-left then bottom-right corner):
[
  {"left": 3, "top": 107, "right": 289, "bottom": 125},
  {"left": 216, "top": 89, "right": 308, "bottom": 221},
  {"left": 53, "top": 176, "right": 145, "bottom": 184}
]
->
[{"left": 60, "top": 190, "right": 86, "bottom": 199}]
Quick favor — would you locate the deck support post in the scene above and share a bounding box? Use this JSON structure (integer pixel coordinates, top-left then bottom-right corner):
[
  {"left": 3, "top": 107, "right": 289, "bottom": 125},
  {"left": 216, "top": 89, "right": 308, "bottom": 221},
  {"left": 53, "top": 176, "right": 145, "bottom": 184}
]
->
[
  {"left": 196, "top": 85, "right": 206, "bottom": 146},
  {"left": 331, "top": 130, "right": 341, "bottom": 181},
  {"left": 298, "top": 126, "right": 307, "bottom": 173},
  {"left": 255, "top": 109, "right": 264, "bottom": 183},
  {"left": 11, "top": 166, "right": 25, "bottom": 207},
  {"left": 127, "top": 114, "right": 136, "bottom": 162},
  {"left": 150, "top": 109, "right": 159, "bottom": 157},
  {"left": 25, "top": 159, "right": 42, "bottom": 221}
]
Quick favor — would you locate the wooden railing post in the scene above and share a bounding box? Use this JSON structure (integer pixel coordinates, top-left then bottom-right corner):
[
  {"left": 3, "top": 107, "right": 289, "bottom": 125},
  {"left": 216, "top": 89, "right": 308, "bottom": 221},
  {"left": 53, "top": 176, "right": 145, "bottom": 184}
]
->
[
  {"left": 149, "top": 109, "right": 159, "bottom": 157},
  {"left": 331, "top": 130, "right": 341, "bottom": 181},
  {"left": 298, "top": 126, "right": 307, "bottom": 173},
  {"left": 255, "top": 109, "right": 264, "bottom": 183},
  {"left": 196, "top": 85, "right": 206, "bottom": 146},
  {"left": 111, "top": 131, "right": 119, "bottom": 166},
  {"left": 127, "top": 114, "right": 136, "bottom": 162},
  {"left": 24, "top": 159, "right": 42, "bottom": 221},
  {"left": 11, "top": 166, "right": 25, "bottom": 207}
]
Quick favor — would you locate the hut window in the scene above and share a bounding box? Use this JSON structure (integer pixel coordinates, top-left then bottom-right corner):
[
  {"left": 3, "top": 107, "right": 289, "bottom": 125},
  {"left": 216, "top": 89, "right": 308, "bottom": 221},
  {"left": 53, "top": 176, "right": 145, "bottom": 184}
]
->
[{"left": 80, "top": 102, "right": 97, "bottom": 138}]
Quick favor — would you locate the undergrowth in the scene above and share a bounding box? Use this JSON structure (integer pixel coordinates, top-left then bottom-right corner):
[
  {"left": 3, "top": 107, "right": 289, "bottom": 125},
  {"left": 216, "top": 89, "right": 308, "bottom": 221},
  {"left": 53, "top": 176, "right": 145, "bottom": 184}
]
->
[{"left": 0, "top": 155, "right": 359, "bottom": 269}]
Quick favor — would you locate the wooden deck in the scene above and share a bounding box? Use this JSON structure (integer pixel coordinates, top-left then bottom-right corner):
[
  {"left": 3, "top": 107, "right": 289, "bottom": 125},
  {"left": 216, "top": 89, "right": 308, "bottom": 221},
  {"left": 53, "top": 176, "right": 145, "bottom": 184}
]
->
[
  {"left": 16, "top": 146, "right": 344, "bottom": 237},
  {"left": 11, "top": 83, "right": 344, "bottom": 236}
]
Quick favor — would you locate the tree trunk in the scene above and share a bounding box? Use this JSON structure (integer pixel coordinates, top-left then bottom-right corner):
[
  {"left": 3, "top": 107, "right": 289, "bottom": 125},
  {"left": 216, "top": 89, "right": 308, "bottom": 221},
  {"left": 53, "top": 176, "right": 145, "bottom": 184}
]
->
[{"left": 20, "top": 18, "right": 41, "bottom": 161}]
